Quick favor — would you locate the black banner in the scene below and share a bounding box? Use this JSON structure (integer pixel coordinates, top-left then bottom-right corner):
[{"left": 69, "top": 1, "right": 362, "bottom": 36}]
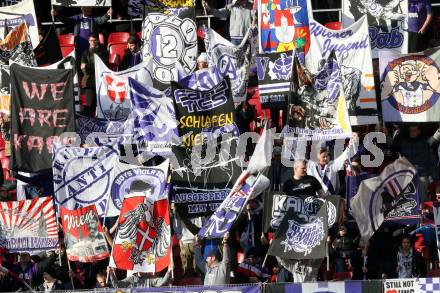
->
[
  {"left": 10, "top": 63, "right": 74, "bottom": 172},
  {"left": 268, "top": 205, "right": 328, "bottom": 259},
  {"left": 171, "top": 77, "right": 238, "bottom": 147},
  {"left": 263, "top": 192, "right": 341, "bottom": 233},
  {"left": 34, "top": 25, "right": 62, "bottom": 67},
  {"left": 172, "top": 138, "right": 242, "bottom": 218},
  {"left": 256, "top": 52, "right": 292, "bottom": 109}
]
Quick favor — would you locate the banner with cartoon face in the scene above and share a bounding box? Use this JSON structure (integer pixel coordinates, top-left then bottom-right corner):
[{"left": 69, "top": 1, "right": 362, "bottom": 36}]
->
[
  {"left": 380, "top": 47, "right": 440, "bottom": 122},
  {"left": 0, "top": 0, "right": 39, "bottom": 48},
  {"left": 256, "top": 51, "right": 294, "bottom": 109},
  {"left": 204, "top": 27, "right": 251, "bottom": 103},
  {"left": 141, "top": 9, "right": 197, "bottom": 90},
  {"left": 95, "top": 55, "right": 153, "bottom": 121},
  {"left": 258, "top": 0, "right": 311, "bottom": 53},
  {"left": 286, "top": 53, "right": 352, "bottom": 140},
  {"left": 342, "top": 0, "right": 408, "bottom": 58},
  {"left": 306, "top": 16, "right": 378, "bottom": 126},
  {"left": 109, "top": 160, "right": 171, "bottom": 273}
]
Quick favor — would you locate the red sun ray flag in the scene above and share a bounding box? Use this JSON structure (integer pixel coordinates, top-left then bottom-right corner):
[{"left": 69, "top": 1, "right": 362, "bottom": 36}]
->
[{"left": 0, "top": 197, "right": 58, "bottom": 253}]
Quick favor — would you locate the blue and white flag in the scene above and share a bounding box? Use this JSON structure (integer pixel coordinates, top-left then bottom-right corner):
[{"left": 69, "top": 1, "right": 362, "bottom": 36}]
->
[
  {"left": 53, "top": 143, "right": 120, "bottom": 216},
  {"left": 75, "top": 114, "right": 123, "bottom": 145},
  {"left": 128, "top": 77, "right": 179, "bottom": 155},
  {"left": 350, "top": 157, "right": 416, "bottom": 240},
  {"left": 204, "top": 27, "right": 251, "bottom": 103},
  {"left": 177, "top": 66, "right": 224, "bottom": 91},
  {"left": 267, "top": 281, "right": 363, "bottom": 293}
]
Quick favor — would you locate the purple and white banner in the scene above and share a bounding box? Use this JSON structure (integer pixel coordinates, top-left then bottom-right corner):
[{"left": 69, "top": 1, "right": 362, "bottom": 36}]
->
[{"left": 135, "top": 284, "right": 260, "bottom": 293}]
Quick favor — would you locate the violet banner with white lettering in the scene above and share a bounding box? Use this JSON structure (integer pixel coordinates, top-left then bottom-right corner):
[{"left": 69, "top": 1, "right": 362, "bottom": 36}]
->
[
  {"left": 60, "top": 205, "right": 109, "bottom": 262},
  {"left": 342, "top": 0, "right": 408, "bottom": 58},
  {"left": 306, "top": 16, "right": 378, "bottom": 125},
  {"left": 0, "top": 197, "right": 58, "bottom": 253}
]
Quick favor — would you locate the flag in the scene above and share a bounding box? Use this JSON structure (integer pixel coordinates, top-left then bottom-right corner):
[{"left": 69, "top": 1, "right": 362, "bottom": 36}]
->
[
  {"left": 342, "top": 0, "right": 408, "bottom": 58},
  {"left": 60, "top": 205, "right": 109, "bottom": 262},
  {"left": 95, "top": 55, "right": 153, "bottom": 121},
  {"left": 10, "top": 63, "right": 75, "bottom": 172},
  {"left": 350, "top": 157, "right": 416, "bottom": 240},
  {"left": 268, "top": 205, "right": 328, "bottom": 259},
  {"left": 0, "top": 197, "right": 58, "bottom": 253},
  {"left": 258, "top": 0, "right": 311, "bottom": 53},
  {"left": 51, "top": 0, "right": 112, "bottom": 7},
  {"left": 128, "top": 77, "right": 179, "bottom": 156},
  {"left": 198, "top": 172, "right": 270, "bottom": 239},
  {"left": 0, "top": 0, "right": 39, "bottom": 48},
  {"left": 177, "top": 66, "right": 225, "bottom": 91},
  {"left": 262, "top": 192, "right": 341, "bottom": 232},
  {"left": 171, "top": 77, "right": 239, "bottom": 147},
  {"left": 204, "top": 27, "right": 251, "bottom": 103},
  {"left": 267, "top": 281, "right": 364, "bottom": 293},
  {"left": 246, "top": 121, "right": 274, "bottom": 175},
  {"left": 53, "top": 143, "right": 120, "bottom": 217},
  {"left": 128, "top": 0, "right": 194, "bottom": 18},
  {"left": 141, "top": 7, "right": 197, "bottom": 89},
  {"left": 306, "top": 16, "right": 378, "bottom": 126},
  {"left": 34, "top": 25, "right": 62, "bottom": 67},
  {"left": 109, "top": 160, "right": 171, "bottom": 273},
  {"left": 172, "top": 138, "right": 242, "bottom": 218},
  {"left": 379, "top": 47, "right": 440, "bottom": 122},
  {"left": 286, "top": 52, "right": 352, "bottom": 140},
  {"left": 75, "top": 114, "right": 123, "bottom": 145}
]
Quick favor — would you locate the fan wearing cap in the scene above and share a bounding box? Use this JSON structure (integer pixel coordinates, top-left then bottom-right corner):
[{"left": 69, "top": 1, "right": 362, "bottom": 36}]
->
[
  {"left": 38, "top": 267, "right": 66, "bottom": 292},
  {"left": 195, "top": 232, "right": 231, "bottom": 285}
]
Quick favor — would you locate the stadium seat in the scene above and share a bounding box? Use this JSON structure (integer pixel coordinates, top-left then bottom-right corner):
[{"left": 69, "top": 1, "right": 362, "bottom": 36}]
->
[
  {"left": 109, "top": 43, "right": 127, "bottom": 65},
  {"left": 324, "top": 21, "right": 342, "bottom": 30},
  {"left": 108, "top": 32, "right": 130, "bottom": 47},
  {"left": 137, "top": 31, "right": 142, "bottom": 41},
  {"left": 108, "top": 52, "right": 120, "bottom": 71},
  {"left": 58, "top": 33, "right": 74, "bottom": 46},
  {"left": 99, "top": 33, "right": 105, "bottom": 45},
  {"left": 60, "top": 45, "right": 74, "bottom": 57}
]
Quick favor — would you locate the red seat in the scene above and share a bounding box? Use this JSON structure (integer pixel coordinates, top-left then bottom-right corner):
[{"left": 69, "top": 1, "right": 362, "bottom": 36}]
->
[
  {"left": 60, "top": 45, "right": 74, "bottom": 57},
  {"left": 325, "top": 21, "right": 342, "bottom": 30},
  {"left": 108, "top": 32, "right": 130, "bottom": 47},
  {"left": 99, "top": 33, "right": 105, "bottom": 45},
  {"left": 58, "top": 33, "right": 74, "bottom": 46},
  {"left": 0, "top": 157, "right": 14, "bottom": 181},
  {"left": 109, "top": 43, "right": 127, "bottom": 64},
  {"left": 137, "top": 31, "right": 142, "bottom": 41},
  {"left": 108, "top": 52, "right": 120, "bottom": 71}
]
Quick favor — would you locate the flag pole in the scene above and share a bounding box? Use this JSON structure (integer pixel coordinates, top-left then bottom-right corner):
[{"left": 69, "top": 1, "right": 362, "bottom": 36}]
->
[
  {"left": 51, "top": 5, "right": 55, "bottom": 23},
  {"left": 55, "top": 207, "right": 75, "bottom": 289}
]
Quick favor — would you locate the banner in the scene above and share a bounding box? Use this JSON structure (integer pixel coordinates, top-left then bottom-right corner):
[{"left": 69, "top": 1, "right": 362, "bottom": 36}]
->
[
  {"left": 0, "top": 23, "right": 37, "bottom": 116},
  {"left": 109, "top": 160, "right": 171, "bottom": 273},
  {"left": 350, "top": 157, "right": 416, "bottom": 240},
  {"left": 342, "top": 0, "right": 408, "bottom": 58},
  {"left": 60, "top": 205, "right": 109, "bottom": 262},
  {"left": 379, "top": 47, "right": 440, "bottom": 122},
  {"left": 204, "top": 27, "right": 251, "bottom": 103},
  {"left": 128, "top": 77, "right": 178, "bottom": 156},
  {"left": 95, "top": 55, "right": 153, "bottom": 121},
  {"left": 42, "top": 52, "right": 79, "bottom": 112},
  {"left": 177, "top": 66, "right": 224, "bottom": 91},
  {"left": 75, "top": 114, "right": 122, "bottom": 145},
  {"left": 128, "top": 0, "right": 194, "bottom": 18},
  {"left": 345, "top": 173, "right": 375, "bottom": 221},
  {"left": 0, "top": 197, "right": 58, "bottom": 253},
  {"left": 34, "top": 25, "right": 62, "bottom": 67},
  {"left": 53, "top": 143, "right": 119, "bottom": 216},
  {"left": 266, "top": 282, "right": 364, "bottom": 293},
  {"left": 306, "top": 16, "right": 378, "bottom": 125},
  {"left": 172, "top": 77, "right": 238, "bottom": 147},
  {"left": 258, "top": 0, "right": 311, "bottom": 53},
  {"left": 286, "top": 53, "right": 352, "bottom": 140},
  {"left": 51, "top": 0, "right": 112, "bottom": 7},
  {"left": 10, "top": 63, "right": 75, "bottom": 172},
  {"left": 263, "top": 192, "right": 340, "bottom": 232},
  {"left": 132, "top": 284, "right": 260, "bottom": 293},
  {"left": 0, "top": 0, "right": 39, "bottom": 48},
  {"left": 198, "top": 172, "right": 267, "bottom": 239},
  {"left": 384, "top": 279, "right": 418, "bottom": 293},
  {"left": 141, "top": 9, "right": 197, "bottom": 88},
  {"left": 256, "top": 51, "right": 293, "bottom": 109},
  {"left": 172, "top": 138, "right": 242, "bottom": 218}
]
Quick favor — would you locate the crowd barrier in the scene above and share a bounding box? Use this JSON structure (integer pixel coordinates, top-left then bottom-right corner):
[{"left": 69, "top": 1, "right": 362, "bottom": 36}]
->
[{"left": 27, "top": 278, "right": 440, "bottom": 293}]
